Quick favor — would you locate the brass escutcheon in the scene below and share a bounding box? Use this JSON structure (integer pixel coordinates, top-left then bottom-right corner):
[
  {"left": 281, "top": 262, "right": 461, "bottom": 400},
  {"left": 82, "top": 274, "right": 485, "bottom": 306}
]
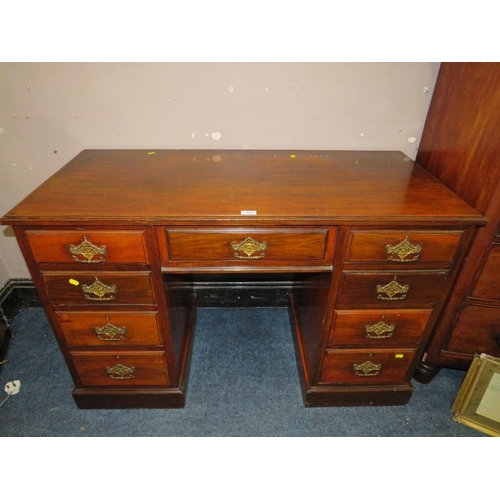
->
[
  {"left": 376, "top": 279, "right": 410, "bottom": 301},
  {"left": 353, "top": 360, "right": 382, "bottom": 377},
  {"left": 68, "top": 236, "right": 107, "bottom": 263},
  {"left": 365, "top": 321, "right": 396, "bottom": 339},
  {"left": 81, "top": 277, "right": 117, "bottom": 301},
  {"left": 95, "top": 323, "right": 127, "bottom": 341},
  {"left": 106, "top": 363, "right": 136, "bottom": 380},
  {"left": 230, "top": 236, "right": 269, "bottom": 259},
  {"left": 386, "top": 236, "right": 422, "bottom": 262}
]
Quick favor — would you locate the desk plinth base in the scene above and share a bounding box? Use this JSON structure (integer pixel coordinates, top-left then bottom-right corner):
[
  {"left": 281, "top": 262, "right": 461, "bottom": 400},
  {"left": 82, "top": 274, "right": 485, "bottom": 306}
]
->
[
  {"left": 73, "top": 388, "right": 186, "bottom": 409},
  {"left": 303, "top": 384, "right": 413, "bottom": 407}
]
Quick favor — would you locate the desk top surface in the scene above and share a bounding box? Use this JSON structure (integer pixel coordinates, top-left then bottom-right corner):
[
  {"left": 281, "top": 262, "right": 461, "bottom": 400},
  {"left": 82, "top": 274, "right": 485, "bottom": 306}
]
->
[{"left": 1, "top": 149, "right": 484, "bottom": 226}]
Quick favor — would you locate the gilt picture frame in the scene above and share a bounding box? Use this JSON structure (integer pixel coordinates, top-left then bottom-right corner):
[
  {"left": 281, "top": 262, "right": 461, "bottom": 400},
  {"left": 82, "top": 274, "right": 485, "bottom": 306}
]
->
[{"left": 452, "top": 353, "right": 500, "bottom": 437}]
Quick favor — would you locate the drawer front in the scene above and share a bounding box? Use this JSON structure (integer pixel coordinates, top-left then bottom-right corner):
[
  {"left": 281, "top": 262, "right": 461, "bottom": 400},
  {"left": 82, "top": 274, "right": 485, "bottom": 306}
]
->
[
  {"left": 56, "top": 311, "right": 161, "bottom": 347},
  {"left": 165, "top": 228, "right": 332, "bottom": 264},
  {"left": 26, "top": 230, "right": 149, "bottom": 264},
  {"left": 346, "top": 230, "right": 462, "bottom": 264},
  {"left": 470, "top": 243, "right": 500, "bottom": 301},
  {"left": 320, "top": 349, "right": 416, "bottom": 384},
  {"left": 71, "top": 351, "right": 169, "bottom": 387},
  {"left": 445, "top": 304, "right": 500, "bottom": 357},
  {"left": 329, "top": 309, "right": 432, "bottom": 347},
  {"left": 337, "top": 271, "right": 448, "bottom": 307},
  {"left": 42, "top": 272, "right": 156, "bottom": 306}
]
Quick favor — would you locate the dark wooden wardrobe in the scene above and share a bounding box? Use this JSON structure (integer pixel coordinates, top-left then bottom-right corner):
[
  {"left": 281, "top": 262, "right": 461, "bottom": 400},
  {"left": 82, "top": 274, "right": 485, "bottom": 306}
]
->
[{"left": 414, "top": 62, "right": 500, "bottom": 382}]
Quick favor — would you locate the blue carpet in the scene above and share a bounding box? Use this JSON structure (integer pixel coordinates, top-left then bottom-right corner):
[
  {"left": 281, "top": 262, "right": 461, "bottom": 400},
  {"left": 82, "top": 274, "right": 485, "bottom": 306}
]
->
[{"left": 0, "top": 307, "right": 485, "bottom": 437}]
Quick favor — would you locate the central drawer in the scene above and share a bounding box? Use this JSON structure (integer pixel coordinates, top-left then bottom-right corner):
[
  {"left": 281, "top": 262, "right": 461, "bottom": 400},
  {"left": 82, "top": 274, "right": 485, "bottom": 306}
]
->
[{"left": 162, "top": 228, "right": 334, "bottom": 266}]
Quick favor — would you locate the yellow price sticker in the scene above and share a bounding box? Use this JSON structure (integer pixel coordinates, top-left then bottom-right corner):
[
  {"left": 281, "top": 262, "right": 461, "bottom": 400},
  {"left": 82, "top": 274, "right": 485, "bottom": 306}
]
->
[
  {"left": 395, "top": 354, "right": 404, "bottom": 359},
  {"left": 69, "top": 279, "right": 80, "bottom": 286},
  {"left": 290, "top": 154, "right": 296, "bottom": 158},
  {"left": 148, "top": 151, "right": 156, "bottom": 155}
]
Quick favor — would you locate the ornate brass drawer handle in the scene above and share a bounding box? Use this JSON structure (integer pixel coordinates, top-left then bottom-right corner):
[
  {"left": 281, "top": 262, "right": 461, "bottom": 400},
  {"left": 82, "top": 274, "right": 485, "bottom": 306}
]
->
[
  {"left": 353, "top": 360, "right": 382, "bottom": 377},
  {"left": 68, "top": 236, "right": 107, "bottom": 263},
  {"left": 376, "top": 279, "right": 410, "bottom": 301},
  {"left": 106, "top": 363, "right": 136, "bottom": 380},
  {"left": 386, "top": 236, "right": 422, "bottom": 262},
  {"left": 95, "top": 323, "right": 126, "bottom": 341},
  {"left": 230, "top": 237, "right": 269, "bottom": 260},
  {"left": 81, "top": 277, "right": 117, "bottom": 301},
  {"left": 365, "top": 321, "right": 396, "bottom": 339}
]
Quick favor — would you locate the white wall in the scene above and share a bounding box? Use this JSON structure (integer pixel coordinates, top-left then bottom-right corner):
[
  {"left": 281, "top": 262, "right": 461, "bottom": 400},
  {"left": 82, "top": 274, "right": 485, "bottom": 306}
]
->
[
  {"left": 0, "top": 254, "right": 8, "bottom": 288},
  {"left": 0, "top": 62, "right": 440, "bottom": 286}
]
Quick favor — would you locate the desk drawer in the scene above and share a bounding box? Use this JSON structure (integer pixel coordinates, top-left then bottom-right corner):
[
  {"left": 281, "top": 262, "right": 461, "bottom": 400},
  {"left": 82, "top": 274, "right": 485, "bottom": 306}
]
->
[
  {"left": 320, "top": 348, "right": 416, "bottom": 384},
  {"left": 71, "top": 351, "right": 169, "bottom": 387},
  {"left": 26, "top": 230, "right": 149, "bottom": 264},
  {"left": 337, "top": 270, "right": 447, "bottom": 307},
  {"left": 42, "top": 271, "right": 156, "bottom": 306},
  {"left": 329, "top": 309, "right": 432, "bottom": 347},
  {"left": 346, "top": 230, "right": 462, "bottom": 264},
  {"left": 163, "top": 228, "right": 333, "bottom": 265},
  {"left": 56, "top": 311, "right": 161, "bottom": 347}
]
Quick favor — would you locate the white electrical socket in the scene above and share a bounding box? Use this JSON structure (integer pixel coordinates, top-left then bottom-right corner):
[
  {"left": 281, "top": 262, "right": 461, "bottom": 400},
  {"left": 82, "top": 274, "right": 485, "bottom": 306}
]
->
[{"left": 5, "top": 380, "right": 21, "bottom": 395}]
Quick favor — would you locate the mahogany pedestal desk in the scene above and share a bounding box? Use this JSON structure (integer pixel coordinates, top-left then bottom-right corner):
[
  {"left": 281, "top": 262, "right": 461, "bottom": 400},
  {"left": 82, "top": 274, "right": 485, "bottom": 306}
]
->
[{"left": 0, "top": 150, "right": 485, "bottom": 409}]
